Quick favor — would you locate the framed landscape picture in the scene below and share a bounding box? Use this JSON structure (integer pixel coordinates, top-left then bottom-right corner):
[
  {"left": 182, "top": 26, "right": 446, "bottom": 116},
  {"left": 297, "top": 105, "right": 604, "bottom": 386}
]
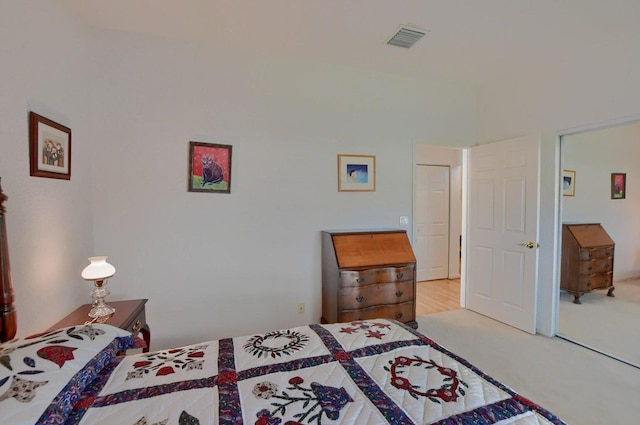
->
[
  {"left": 337, "top": 154, "right": 376, "bottom": 192},
  {"left": 29, "top": 112, "right": 71, "bottom": 180},
  {"left": 188, "top": 141, "right": 232, "bottom": 193},
  {"left": 562, "top": 169, "right": 575, "bottom": 196}
]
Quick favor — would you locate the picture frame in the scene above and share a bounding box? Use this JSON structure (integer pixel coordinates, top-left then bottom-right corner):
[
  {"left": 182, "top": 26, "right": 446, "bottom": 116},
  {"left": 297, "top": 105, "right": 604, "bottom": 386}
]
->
[
  {"left": 29, "top": 112, "right": 71, "bottom": 180},
  {"left": 338, "top": 154, "right": 376, "bottom": 192},
  {"left": 562, "top": 169, "right": 575, "bottom": 197},
  {"left": 188, "top": 141, "right": 232, "bottom": 193},
  {"left": 611, "top": 172, "right": 626, "bottom": 199}
]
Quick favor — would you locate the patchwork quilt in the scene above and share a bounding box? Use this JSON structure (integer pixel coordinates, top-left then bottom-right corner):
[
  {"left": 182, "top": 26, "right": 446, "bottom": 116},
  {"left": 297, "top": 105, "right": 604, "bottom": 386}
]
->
[{"left": 1, "top": 320, "right": 567, "bottom": 425}]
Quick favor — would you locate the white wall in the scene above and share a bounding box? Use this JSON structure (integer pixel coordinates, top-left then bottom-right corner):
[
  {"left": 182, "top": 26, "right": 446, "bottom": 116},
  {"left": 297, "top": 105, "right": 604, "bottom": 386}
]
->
[
  {"left": 0, "top": 1, "right": 94, "bottom": 337},
  {"left": 0, "top": 3, "right": 478, "bottom": 348},
  {"left": 562, "top": 122, "right": 640, "bottom": 280},
  {"left": 476, "top": 35, "right": 640, "bottom": 335},
  {"left": 85, "top": 30, "right": 477, "bottom": 348}
]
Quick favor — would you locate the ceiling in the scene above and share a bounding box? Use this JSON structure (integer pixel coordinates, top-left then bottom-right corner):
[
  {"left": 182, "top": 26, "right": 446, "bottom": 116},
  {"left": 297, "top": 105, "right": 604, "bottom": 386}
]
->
[{"left": 70, "top": 0, "right": 640, "bottom": 88}]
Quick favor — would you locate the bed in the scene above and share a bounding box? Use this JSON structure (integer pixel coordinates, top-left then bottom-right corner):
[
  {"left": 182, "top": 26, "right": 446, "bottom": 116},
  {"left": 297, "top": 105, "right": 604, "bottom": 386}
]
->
[{"left": 0, "top": 182, "right": 568, "bottom": 425}]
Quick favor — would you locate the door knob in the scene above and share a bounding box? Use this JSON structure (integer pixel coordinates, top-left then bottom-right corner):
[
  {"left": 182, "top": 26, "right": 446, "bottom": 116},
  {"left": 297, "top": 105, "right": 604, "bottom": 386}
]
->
[{"left": 519, "top": 241, "right": 538, "bottom": 249}]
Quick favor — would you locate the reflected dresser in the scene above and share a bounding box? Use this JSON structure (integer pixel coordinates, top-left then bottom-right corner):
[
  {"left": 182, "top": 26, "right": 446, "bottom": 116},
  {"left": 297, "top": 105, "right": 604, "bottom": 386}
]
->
[
  {"left": 321, "top": 229, "right": 417, "bottom": 328},
  {"left": 561, "top": 223, "right": 615, "bottom": 304}
]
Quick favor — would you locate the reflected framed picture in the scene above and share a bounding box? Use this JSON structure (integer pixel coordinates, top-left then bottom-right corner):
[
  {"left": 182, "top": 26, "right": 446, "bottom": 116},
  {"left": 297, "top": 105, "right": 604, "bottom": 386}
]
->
[
  {"left": 188, "top": 141, "right": 232, "bottom": 193},
  {"left": 562, "top": 169, "right": 575, "bottom": 196},
  {"left": 338, "top": 154, "right": 376, "bottom": 192},
  {"left": 611, "top": 172, "right": 626, "bottom": 199},
  {"left": 29, "top": 112, "right": 71, "bottom": 180}
]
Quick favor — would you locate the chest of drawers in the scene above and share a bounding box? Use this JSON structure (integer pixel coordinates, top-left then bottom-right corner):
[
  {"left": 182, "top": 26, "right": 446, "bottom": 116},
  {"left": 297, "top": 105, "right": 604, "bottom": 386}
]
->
[
  {"left": 321, "top": 229, "right": 417, "bottom": 328},
  {"left": 561, "top": 223, "right": 615, "bottom": 304}
]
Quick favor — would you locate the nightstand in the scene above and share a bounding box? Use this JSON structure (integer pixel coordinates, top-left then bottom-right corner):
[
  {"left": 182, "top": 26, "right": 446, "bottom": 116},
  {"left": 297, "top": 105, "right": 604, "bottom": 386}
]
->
[{"left": 48, "top": 299, "right": 151, "bottom": 352}]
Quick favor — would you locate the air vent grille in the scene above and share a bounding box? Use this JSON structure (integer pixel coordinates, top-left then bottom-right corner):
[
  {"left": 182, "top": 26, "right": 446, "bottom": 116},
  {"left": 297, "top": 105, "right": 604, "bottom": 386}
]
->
[{"left": 387, "top": 26, "right": 426, "bottom": 48}]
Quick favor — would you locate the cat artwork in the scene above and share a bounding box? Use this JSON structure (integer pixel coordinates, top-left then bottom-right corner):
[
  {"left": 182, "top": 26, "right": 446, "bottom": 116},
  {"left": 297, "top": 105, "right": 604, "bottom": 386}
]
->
[{"left": 201, "top": 155, "right": 224, "bottom": 186}]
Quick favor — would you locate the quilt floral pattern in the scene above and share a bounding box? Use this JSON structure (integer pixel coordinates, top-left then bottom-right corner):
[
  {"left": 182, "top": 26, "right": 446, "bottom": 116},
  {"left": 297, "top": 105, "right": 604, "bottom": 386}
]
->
[
  {"left": 66, "top": 320, "right": 567, "bottom": 425},
  {"left": 134, "top": 410, "right": 199, "bottom": 425},
  {"left": 252, "top": 376, "right": 353, "bottom": 424},
  {"left": 126, "top": 344, "right": 210, "bottom": 380},
  {"left": 338, "top": 320, "right": 391, "bottom": 340},
  {"left": 243, "top": 329, "right": 310, "bottom": 359},
  {"left": 0, "top": 324, "right": 135, "bottom": 425},
  {"left": 0, "top": 326, "right": 106, "bottom": 403},
  {"left": 386, "top": 355, "right": 468, "bottom": 403}
]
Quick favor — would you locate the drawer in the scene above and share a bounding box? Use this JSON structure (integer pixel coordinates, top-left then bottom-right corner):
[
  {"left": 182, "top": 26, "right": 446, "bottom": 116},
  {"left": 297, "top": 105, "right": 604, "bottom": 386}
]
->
[
  {"left": 578, "top": 247, "right": 614, "bottom": 261},
  {"left": 578, "top": 272, "right": 613, "bottom": 291},
  {"left": 338, "top": 301, "right": 415, "bottom": 323},
  {"left": 578, "top": 259, "right": 613, "bottom": 275},
  {"left": 340, "top": 266, "right": 414, "bottom": 287},
  {"left": 339, "top": 281, "right": 414, "bottom": 310}
]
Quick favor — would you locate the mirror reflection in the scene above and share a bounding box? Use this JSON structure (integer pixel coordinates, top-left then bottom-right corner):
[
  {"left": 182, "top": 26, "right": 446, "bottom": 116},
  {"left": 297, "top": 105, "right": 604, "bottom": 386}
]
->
[{"left": 559, "top": 121, "right": 640, "bottom": 367}]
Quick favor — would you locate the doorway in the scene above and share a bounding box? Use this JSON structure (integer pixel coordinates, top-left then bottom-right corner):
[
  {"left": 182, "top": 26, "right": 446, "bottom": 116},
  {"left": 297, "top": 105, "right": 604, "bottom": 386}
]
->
[
  {"left": 415, "top": 165, "right": 450, "bottom": 281},
  {"left": 414, "top": 145, "right": 463, "bottom": 316},
  {"left": 414, "top": 136, "right": 540, "bottom": 334}
]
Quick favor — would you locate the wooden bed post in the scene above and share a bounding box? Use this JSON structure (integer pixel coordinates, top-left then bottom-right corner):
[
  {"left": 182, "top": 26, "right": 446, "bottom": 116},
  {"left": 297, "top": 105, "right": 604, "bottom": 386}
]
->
[{"left": 0, "top": 178, "right": 17, "bottom": 342}]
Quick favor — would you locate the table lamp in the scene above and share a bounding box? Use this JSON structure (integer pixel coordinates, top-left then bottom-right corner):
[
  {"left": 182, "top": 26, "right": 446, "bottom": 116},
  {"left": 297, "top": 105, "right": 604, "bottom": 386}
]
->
[{"left": 81, "top": 256, "right": 116, "bottom": 318}]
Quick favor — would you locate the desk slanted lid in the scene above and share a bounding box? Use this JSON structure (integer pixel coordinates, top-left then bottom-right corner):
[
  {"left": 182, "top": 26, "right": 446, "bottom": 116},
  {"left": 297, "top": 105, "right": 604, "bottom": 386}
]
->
[
  {"left": 329, "top": 230, "right": 416, "bottom": 268},
  {"left": 564, "top": 223, "right": 614, "bottom": 247}
]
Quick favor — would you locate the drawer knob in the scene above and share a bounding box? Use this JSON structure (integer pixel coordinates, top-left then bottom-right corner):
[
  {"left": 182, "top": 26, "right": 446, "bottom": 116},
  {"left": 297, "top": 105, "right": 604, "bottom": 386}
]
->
[
  {"left": 587, "top": 266, "right": 592, "bottom": 271},
  {"left": 132, "top": 320, "right": 142, "bottom": 333},
  {"left": 355, "top": 295, "right": 364, "bottom": 303},
  {"left": 396, "top": 273, "right": 404, "bottom": 279},
  {"left": 395, "top": 312, "right": 403, "bottom": 319},
  {"left": 356, "top": 277, "right": 364, "bottom": 283},
  {"left": 395, "top": 290, "right": 403, "bottom": 298}
]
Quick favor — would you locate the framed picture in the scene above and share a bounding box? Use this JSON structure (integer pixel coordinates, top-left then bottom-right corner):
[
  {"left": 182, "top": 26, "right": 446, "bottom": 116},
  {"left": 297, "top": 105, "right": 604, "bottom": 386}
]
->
[
  {"left": 562, "top": 169, "right": 575, "bottom": 196},
  {"left": 188, "top": 141, "right": 232, "bottom": 193},
  {"left": 338, "top": 154, "right": 376, "bottom": 192},
  {"left": 611, "top": 173, "right": 626, "bottom": 199},
  {"left": 29, "top": 112, "right": 71, "bottom": 180}
]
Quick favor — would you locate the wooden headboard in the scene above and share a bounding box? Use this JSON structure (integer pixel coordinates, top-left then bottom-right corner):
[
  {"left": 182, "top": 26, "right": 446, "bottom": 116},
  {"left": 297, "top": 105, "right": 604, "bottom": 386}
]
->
[{"left": 0, "top": 179, "right": 17, "bottom": 342}]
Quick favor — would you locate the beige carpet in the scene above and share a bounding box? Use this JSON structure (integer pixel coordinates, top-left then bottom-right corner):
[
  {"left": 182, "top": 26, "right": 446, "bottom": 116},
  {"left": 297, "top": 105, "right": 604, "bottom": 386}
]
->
[
  {"left": 417, "top": 309, "right": 638, "bottom": 425},
  {"left": 558, "top": 279, "right": 640, "bottom": 367}
]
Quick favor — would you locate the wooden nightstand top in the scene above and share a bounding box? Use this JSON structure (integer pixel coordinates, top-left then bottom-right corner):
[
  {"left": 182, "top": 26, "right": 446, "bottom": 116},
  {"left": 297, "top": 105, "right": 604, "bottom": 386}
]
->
[{"left": 48, "top": 299, "right": 148, "bottom": 331}]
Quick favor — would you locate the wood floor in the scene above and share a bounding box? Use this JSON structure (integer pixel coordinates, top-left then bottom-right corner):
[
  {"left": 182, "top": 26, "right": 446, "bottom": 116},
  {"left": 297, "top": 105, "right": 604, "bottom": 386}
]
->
[{"left": 416, "top": 278, "right": 461, "bottom": 316}]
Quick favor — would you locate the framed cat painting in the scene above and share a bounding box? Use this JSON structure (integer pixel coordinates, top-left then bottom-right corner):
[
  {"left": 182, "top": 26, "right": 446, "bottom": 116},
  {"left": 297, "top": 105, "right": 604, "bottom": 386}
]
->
[{"left": 188, "top": 141, "right": 232, "bottom": 193}]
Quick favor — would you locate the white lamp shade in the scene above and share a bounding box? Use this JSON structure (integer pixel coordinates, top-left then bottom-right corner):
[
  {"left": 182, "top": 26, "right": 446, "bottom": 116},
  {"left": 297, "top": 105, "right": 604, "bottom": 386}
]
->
[{"left": 81, "top": 256, "right": 116, "bottom": 280}]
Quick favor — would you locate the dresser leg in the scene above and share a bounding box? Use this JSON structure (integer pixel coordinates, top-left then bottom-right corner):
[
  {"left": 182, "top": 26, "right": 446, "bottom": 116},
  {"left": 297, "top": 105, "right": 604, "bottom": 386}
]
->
[
  {"left": 406, "top": 320, "right": 418, "bottom": 329},
  {"left": 607, "top": 286, "right": 615, "bottom": 297}
]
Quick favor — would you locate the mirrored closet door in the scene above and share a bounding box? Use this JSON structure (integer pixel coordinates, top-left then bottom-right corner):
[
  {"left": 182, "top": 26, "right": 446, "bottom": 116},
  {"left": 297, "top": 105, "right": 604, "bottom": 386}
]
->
[{"left": 559, "top": 120, "right": 640, "bottom": 368}]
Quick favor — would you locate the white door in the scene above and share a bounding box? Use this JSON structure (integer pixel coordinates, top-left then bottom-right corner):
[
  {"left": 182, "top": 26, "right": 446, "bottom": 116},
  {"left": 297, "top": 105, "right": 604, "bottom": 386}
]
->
[
  {"left": 466, "top": 135, "right": 539, "bottom": 334},
  {"left": 416, "top": 165, "right": 450, "bottom": 281}
]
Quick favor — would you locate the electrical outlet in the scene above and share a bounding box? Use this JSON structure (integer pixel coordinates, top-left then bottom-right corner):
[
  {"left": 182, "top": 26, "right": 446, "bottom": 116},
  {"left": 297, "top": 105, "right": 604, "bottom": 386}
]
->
[
  {"left": 297, "top": 303, "right": 305, "bottom": 314},
  {"left": 399, "top": 215, "right": 409, "bottom": 226}
]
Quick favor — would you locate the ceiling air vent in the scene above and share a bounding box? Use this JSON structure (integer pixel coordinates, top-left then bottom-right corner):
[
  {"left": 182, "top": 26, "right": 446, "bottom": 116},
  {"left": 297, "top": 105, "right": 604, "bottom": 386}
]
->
[{"left": 386, "top": 26, "right": 427, "bottom": 49}]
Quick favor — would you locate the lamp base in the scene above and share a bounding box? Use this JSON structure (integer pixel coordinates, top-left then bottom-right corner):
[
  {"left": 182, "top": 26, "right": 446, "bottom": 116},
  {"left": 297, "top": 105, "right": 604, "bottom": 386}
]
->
[
  {"left": 88, "top": 279, "right": 116, "bottom": 319},
  {"left": 88, "top": 302, "right": 116, "bottom": 319}
]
